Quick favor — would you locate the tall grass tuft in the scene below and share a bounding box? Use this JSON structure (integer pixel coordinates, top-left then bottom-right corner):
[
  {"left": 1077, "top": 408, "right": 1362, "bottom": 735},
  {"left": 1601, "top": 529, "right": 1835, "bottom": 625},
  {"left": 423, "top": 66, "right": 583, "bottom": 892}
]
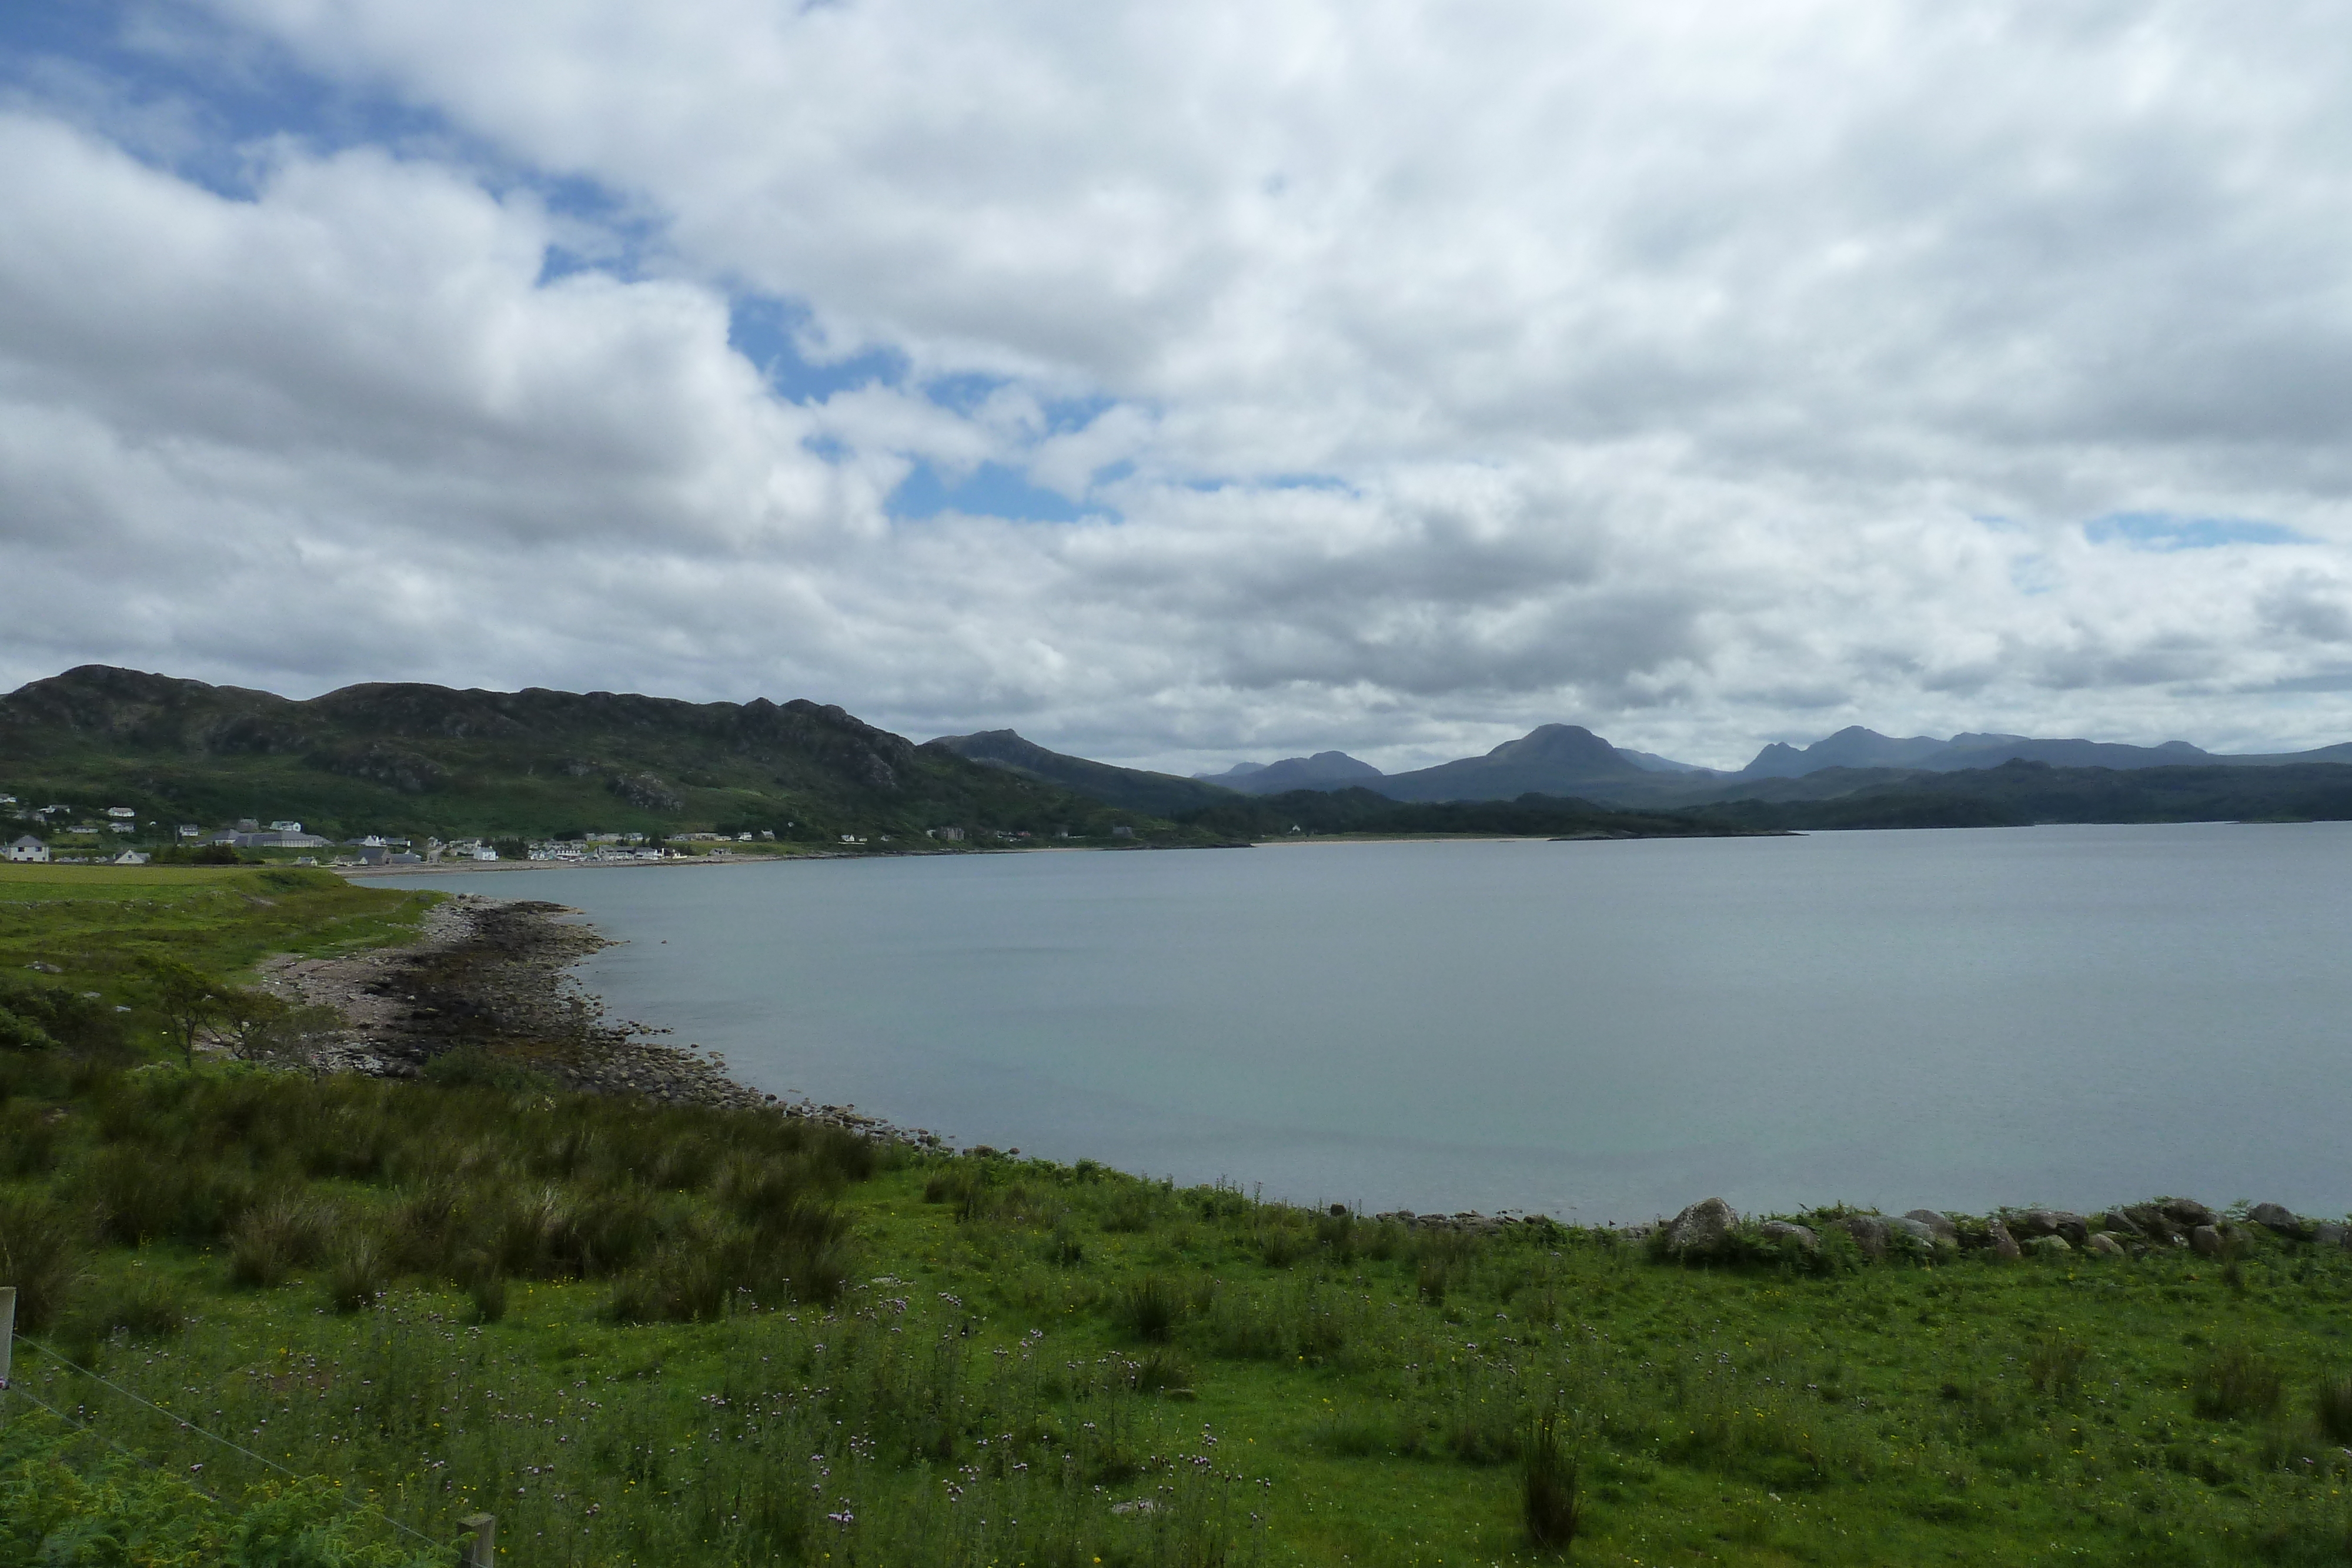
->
[
  {"left": 0, "top": 1196, "right": 87, "bottom": 1330},
  {"left": 1522, "top": 1407, "right": 1582, "bottom": 1553},
  {"left": 2316, "top": 1374, "right": 2352, "bottom": 1444},
  {"left": 1117, "top": 1274, "right": 1184, "bottom": 1342},
  {"left": 2193, "top": 1345, "right": 2285, "bottom": 1422},
  {"left": 226, "top": 1195, "right": 332, "bottom": 1289},
  {"left": 326, "top": 1236, "right": 387, "bottom": 1313}
]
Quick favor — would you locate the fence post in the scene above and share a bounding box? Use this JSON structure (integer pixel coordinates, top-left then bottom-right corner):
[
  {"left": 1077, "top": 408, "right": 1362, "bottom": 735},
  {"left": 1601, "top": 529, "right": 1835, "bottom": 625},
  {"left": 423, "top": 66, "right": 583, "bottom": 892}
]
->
[
  {"left": 0, "top": 1285, "right": 15, "bottom": 1398},
  {"left": 459, "top": 1512, "right": 495, "bottom": 1566}
]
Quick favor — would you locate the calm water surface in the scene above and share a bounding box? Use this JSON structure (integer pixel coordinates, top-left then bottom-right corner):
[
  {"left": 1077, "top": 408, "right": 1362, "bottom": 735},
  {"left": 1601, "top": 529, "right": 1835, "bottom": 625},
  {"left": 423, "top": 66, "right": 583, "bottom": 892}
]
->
[{"left": 386, "top": 824, "right": 2352, "bottom": 1222}]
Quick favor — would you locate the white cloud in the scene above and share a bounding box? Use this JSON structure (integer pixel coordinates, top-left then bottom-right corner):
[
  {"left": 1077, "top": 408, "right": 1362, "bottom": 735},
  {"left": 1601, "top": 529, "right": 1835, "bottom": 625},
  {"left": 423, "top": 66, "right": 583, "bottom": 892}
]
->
[{"left": 6, "top": 4, "right": 2352, "bottom": 771}]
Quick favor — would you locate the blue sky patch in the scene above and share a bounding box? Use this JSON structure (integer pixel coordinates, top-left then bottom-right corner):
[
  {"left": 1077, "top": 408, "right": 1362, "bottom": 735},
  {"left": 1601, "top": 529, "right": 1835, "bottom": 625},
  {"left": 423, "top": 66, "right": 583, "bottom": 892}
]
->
[
  {"left": 889, "top": 462, "right": 1097, "bottom": 523},
  {"left": 2084, "top": 513, "right": 2310, "bottom": 551},
  {"left": 730, "top": 299, "right": 906, "bottom": 402}
]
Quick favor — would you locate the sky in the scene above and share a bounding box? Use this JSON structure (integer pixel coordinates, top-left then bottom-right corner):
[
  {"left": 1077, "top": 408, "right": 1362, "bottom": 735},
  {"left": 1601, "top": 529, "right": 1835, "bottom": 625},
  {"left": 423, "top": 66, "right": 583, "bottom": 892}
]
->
[{"left": 7, "top": 3, "right": 2352, "bottom": 773}]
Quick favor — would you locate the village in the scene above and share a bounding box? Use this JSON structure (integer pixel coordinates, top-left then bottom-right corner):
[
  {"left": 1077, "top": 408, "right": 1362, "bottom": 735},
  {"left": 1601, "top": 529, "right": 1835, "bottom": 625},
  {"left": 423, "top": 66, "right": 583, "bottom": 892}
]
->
[{"left": 0, "top": 792, "right": 801, "bottom": 867}]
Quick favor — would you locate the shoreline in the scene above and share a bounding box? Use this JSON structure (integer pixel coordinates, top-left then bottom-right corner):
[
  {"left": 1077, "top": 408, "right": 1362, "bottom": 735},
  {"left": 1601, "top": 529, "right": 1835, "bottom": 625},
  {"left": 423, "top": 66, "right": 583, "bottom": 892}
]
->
[{"left": 258, "top": 892, "right": 944, "bottom": 1146}]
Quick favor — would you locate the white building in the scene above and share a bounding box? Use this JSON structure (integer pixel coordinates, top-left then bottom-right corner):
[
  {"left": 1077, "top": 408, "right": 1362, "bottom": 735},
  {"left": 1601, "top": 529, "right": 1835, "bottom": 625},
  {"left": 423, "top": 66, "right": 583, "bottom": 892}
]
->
[
  {"left": 6, "top": 835, "right": 48, "bottom": 863},
  {"left": 112, "top": 850, "right": 149, "bottom": 865},
  {"left": 106, "top": 806, "right": 135, "bottom": 820}
]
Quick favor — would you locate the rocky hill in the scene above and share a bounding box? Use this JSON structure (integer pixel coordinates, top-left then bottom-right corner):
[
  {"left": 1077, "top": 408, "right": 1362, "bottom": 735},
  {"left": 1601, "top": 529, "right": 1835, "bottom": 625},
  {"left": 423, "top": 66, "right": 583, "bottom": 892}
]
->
[{"left": 0, "top": 666, "right": 1181, "bottom": 845}]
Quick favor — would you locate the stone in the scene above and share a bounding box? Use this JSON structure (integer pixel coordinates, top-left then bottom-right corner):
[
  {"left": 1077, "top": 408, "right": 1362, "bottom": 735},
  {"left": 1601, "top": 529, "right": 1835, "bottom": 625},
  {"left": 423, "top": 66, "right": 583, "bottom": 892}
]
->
[
  {"left": 1889, "top": 1216, "right": 1940, "bottom": 1251},
  {"left": 2013, "top": 1209, "right": 2089, "bottom": 1247},
  {"left": 2249, "top": 1202, "right": 2310, "bottom": 1239},
  {"left": 2119, "top": 1204, "right": 2183, "bottom": 1245},
  {"left": 2190, "top": 1225, "right": 2226, "bottom": 1258},
  {"left": 1842, "top": 1215, "right": 1890, "bottom": 1259},
  {"left": 1759, "top": 1219, "right": 1818, "bottom": 1253},
  {"left": 2024, "top": 1234, "right": 2073, "bottom": 1259},
  {"left": 2084, "top": 1233, "right": 2127, "bottom": 1259},
  {"left": 1986, "top": 1219, "right": 2022, "bottom": 1261},
  {"left": 1666, "top": 1197, "right": 1737, "bottom": 1261},
  {"left": 2161, "top": 1198, "right": 2217, "bottom": 1229},
  {"left": 1903, "top": 1209, "right": 1958, "bottom": 1245},
  {"left": 2315, "top": 1222, "right": 2348, "bottom": 1249}
]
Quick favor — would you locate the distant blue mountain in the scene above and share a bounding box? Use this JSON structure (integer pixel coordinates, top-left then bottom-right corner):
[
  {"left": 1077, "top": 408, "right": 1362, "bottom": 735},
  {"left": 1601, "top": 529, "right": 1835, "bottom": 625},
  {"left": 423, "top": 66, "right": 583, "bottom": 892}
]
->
[{"left": 1197, "top": 751, "right": 1384, "bottom": 795}]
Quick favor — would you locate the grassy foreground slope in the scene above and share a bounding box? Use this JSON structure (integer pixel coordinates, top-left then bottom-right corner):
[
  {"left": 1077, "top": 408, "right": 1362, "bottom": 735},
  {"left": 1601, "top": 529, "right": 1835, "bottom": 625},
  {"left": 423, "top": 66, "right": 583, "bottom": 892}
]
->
[{"left": 4, "top": 865, "right": 2351, "bottom": 1566}]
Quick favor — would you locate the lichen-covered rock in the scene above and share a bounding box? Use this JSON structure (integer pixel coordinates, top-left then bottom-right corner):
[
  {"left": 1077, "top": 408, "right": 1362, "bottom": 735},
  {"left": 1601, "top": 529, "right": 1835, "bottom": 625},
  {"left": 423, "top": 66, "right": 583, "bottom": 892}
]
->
[
  {"left": 1665, "top": 1197, "right": 1737, "bottom": 1261},
  {"left": 1759, "top": 1219, "right": 1818, "bottom": 1253},
  {"left": 2315, "top": 1221, "right": 2348, "bottom": 1249},
  {"left": 2190, "top": 1225, "right": 2226, "bottom": 1258},
  {"left": 1903, "top": 1209, "right": 1957, "bottom": 1245},
  {"left": 2248, "top": 1202, "right": 2310, "bottom": 1239},
  {"left": 1842, "top": 1215, "right": 1890, "bottom": 1259},
  {"left": 2024, "top": 1234, "right": 2073, "bottom": 1259},
  {"left": 2085, "top": 1233, "right": 2127, "bottom": 1259},
  {"left": 1986, "top": 1219, "right": 2022, "bottom": 1261},
  {"left": 2118, "top": 1204, "right": 2183, "bottom": 1245}
]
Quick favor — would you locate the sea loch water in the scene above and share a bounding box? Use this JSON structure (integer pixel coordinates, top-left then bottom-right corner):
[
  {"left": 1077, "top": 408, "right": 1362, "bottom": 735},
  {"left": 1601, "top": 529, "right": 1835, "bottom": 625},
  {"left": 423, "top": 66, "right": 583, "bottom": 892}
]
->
[{"left": 386, "top": 823, "right": 2352, "bottom": 1223}]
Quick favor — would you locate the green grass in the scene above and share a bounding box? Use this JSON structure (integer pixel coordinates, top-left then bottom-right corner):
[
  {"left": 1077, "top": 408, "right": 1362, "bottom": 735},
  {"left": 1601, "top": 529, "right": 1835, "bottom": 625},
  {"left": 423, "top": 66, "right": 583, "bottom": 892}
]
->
[
  {"left": 7, "top": 1065, "right": 2352, "bottom": 1564},
  {"left": 6, "top": 878, "right": 2352, "bottom": 1564},
  {"left": 0, "top": 858, "right": 433, "bottom": 992}
]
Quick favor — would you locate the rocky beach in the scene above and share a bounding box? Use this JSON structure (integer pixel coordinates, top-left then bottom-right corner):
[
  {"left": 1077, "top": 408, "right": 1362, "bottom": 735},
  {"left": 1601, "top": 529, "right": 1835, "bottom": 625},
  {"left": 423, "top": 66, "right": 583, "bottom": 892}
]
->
[{"left": 253, "top": 891, "right": 941, "bottom": 1145}]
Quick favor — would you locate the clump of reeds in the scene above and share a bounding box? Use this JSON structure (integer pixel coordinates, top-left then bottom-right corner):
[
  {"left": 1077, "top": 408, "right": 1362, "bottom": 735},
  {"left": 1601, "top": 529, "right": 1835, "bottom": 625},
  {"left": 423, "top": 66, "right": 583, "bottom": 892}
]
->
[
  {"left": 1116, "top": 1274, "right": 1183, "bottom": 1342},
  {"left": 1521, "top": 1407, "right": 1582, "bottom": 1553},
  {"left": 0, "top": 1197, "right": 89, "bottom": 1332},
  {"left": 326, "top": 1236, "right": 387, "bottom": 1313},
  {"left": 2317, "top": 1373, "right": 2352, "bottom": 1444},
  {"left": 2193, "top": 1345, "right": 2284, "bottom": 1422},
  {"left": 226, "top": 1195, "right": 332, "bottom": 1289}
]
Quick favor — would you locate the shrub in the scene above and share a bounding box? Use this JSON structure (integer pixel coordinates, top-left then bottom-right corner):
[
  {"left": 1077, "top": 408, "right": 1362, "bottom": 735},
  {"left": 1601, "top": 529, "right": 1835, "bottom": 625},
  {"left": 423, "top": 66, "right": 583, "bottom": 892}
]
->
[
  {"left": 1044, "top": 1219, "right": 1085, "bottom": 1267},
  {"left": 0, "top": 1196, "right": 88, "bottom": 1330},
  {"left": 1258, "top": 1224, "right": 1307, "bottom": 1269},
  {"left": 1117, "top": 1275, "right": 1183, "bottom": 1343},
  {"left": 1522, "top": 1408, "right": 1582, "bottom": 1552},
  {"left": 2193, "top": 1345, "right": 2285, "bottom": 1422}
]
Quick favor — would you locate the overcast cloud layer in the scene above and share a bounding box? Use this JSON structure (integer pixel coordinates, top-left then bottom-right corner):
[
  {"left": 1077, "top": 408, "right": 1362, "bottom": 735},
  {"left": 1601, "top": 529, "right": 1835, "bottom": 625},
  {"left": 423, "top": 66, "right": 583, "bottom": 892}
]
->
[{"left": 8, "top": 2, "right": 2352, "bottom": 770}]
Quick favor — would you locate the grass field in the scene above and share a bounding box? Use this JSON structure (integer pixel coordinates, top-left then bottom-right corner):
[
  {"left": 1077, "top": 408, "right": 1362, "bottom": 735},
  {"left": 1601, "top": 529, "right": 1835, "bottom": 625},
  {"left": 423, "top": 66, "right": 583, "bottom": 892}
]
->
[{"left": 3, "top": 865, "right": 2350, "bottom": 1566}]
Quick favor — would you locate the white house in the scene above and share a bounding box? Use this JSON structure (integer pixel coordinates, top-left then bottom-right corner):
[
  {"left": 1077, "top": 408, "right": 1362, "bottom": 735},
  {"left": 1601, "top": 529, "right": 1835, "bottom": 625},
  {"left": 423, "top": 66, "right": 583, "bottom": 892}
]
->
[
  {"left": 112, "top": 849, "right": 149, "bottom": 865},
  {"left": 6, "top": 835, "right": 48, "bottom": 863},
  {"left": 106, "top": 807, "right": 135, "bottom": 820}
]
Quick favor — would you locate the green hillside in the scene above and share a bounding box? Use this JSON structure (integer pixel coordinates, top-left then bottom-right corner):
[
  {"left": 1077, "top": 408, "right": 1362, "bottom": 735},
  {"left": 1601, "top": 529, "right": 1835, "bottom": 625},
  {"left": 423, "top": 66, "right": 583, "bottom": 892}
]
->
[{"left": 0, "top": 666, "right": 1202, "bottom": 848}]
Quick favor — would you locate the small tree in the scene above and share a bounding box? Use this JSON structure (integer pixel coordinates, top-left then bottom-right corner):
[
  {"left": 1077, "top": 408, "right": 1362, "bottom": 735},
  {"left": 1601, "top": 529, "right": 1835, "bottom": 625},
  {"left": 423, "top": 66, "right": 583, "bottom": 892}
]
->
[{"left": 141, "top": 956, "right": 223, "bottom": 1068}]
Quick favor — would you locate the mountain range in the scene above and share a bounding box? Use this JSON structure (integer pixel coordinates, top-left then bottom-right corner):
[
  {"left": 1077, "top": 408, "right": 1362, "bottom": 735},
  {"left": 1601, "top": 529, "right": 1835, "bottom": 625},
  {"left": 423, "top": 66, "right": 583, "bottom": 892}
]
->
[{"left": 1169, "top": 721, "right": 2352, "bottom": 807}]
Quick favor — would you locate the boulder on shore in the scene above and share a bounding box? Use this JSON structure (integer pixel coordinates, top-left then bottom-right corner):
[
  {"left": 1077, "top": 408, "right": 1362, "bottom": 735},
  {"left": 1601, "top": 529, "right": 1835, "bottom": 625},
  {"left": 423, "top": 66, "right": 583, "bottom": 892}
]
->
[
  {"left": 2189, "top": 1225, "right": 2227, "bottom": 1258},
  {"left": 2161, "top": 1198, "right": 2217, "bottom": 1229},
  {"left": 2024, "top": 1234, "right": 2073, "bottom": 1259},
  {"left": 2084, "top": 1233, "right": 2127, "bottom": 1259},
  {"left": 2315, "top": 1221, "right": 2348, "bottom": 1249},
  {"left": 1758, "top": 1219, "right": 1818, "bottom": 1253},
  {"left": 1665, "top": 1197, "right": 1737, "bottom": 1261},
  {"left": 1986, "top": 1219, "right": 2022, "bottom": 1261},
  {"left": 1903, "top": 1209, "right": 1958, "bottom": 1245}
]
